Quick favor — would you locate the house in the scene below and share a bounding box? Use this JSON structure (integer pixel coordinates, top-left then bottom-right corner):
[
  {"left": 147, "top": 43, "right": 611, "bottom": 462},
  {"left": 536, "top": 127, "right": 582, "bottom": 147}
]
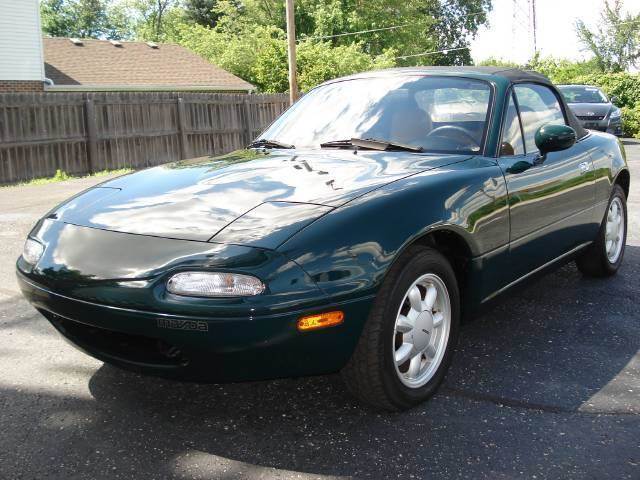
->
[
  {"left": 0, "top": 0, "right": 45, "bottom": 92},
  {"left": 0, "top": 0, "right": 253, "bottom": 93},
  {"left": 43, "top": 38, "right": 255, "bottom": 93}
]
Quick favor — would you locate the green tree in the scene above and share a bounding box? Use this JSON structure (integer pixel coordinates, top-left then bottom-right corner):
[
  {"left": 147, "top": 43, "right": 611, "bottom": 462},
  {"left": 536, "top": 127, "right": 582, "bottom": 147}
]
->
[
  {"left": 41, "top": 0, "right": 75, "bottom": 37},
  {"left": 175, "top": 17, "right": 394, "bottom": 93},
  {"left": 232, "top": 0, "right": 491, "bottom": 65},
  {"left": 104, "top": 2, "right": 136, "bottom": 39},
  {"left": 174, "top": 0, "right": 492, "bottom": 91},
  {"left": 526, "top": 53, "right": 603, "bottom": 83},
  {"left": 419, "top": 0, "right": 492, "bottom": 65},
  {"left": 40, "top": 0, "right": 137, "bottom": 39},
  {"left": 477, "top": 57, "right": 519, "bottom": 68},
  {"left": 109, "top": 0, "right": 185, "bottom": 41},
  {"left": 576, "top": 0, "right": 640, "bottom": 72},
  {"left": 73, "top": 0, "right": 109, "bottom": 37},
  {"left": 40, "top": 0, "right": 110, "bottom": 38},
  {"left": 130, "top": 0, "right": 180, "bottom": 41},
  {"left": 183, "top": 0, "right": 231, "bottom": 27}
]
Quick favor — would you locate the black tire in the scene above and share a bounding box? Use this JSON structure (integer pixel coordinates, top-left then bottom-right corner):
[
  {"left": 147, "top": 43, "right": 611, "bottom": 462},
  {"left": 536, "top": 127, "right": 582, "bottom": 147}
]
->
[
  {"left": 576, "top": 184, "right": 627, "bottom": 277},
  {"left": 341, "top": 246, "right": 460, "bottom": 411}
]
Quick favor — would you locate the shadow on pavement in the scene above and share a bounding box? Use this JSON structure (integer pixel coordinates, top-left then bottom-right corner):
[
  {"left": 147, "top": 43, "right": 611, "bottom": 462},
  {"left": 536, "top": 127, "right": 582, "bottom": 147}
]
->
[
  {"left": 1, "top": 247, "right": 638, "bottom": 478},
  {"left": 446, "top": 245, "right": 640, "bottom": 414},
  {"left": 83, "top": 245, "right": 639, "bottom": 414}
]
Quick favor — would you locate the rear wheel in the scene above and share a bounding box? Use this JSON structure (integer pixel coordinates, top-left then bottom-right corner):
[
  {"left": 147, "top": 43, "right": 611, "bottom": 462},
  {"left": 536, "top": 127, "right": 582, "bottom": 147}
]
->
[
  {"left": 341, "top": 246, "right": 460, "bottom": 411},
  {"left": 576, "top": 184, "right": 627, "bottom": 277}
]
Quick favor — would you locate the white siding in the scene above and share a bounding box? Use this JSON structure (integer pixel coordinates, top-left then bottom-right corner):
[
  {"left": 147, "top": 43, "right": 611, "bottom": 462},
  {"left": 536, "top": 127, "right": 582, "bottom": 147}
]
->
[{"left": 0, "top": 0, "right": 44, "bottom": 81}]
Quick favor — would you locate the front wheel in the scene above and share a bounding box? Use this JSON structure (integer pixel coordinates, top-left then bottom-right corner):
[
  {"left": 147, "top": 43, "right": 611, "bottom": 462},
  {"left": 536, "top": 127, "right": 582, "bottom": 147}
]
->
[
  {"left": 576, "top": 184, "right": 627, "bottom": 277},
  {"left": 341, "top": 246, "right": 460, "bottom": 411}
]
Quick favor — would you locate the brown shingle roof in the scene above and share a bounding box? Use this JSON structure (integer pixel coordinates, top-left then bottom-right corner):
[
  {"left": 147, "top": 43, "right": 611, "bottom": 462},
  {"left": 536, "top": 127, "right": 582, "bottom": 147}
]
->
[{"left": 43, "top": 37, "right": 254, "bottom": 92}]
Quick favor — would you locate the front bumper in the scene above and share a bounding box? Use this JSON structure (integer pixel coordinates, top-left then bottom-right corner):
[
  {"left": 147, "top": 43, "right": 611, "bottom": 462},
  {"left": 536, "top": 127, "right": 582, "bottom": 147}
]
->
[
  {"left": 578, "top": 117, "right": 622, "bottom": 136},
  {"left": 18, "top": 271, "right": 374, "bottom": 382}
]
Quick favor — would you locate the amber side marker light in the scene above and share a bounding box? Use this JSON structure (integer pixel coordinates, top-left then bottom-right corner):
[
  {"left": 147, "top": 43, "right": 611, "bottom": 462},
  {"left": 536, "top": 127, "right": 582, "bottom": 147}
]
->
[{"left": 297, "top": 311, "right": 344, "bottom": 331}]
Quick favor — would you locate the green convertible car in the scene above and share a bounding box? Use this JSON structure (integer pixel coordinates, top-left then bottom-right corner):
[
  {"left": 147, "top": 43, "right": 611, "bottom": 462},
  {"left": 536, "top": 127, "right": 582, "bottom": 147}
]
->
[{"left": 18, "top": 67, "right": 629, "bottom": 410}]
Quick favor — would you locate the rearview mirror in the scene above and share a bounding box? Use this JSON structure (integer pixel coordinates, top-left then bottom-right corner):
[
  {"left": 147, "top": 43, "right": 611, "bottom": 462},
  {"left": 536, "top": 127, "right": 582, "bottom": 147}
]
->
[
  {"left": 611, "top": 95, "right": 619, "bottom": 105},
  {"left": 534, "top": 124, "right": 576, "bottom": 155}
]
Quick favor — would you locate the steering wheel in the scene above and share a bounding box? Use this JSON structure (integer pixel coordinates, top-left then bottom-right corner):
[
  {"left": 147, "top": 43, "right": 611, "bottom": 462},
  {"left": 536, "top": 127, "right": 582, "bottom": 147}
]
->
[{"left": 426, "top": 125, "right": 479, "bottom": 150}]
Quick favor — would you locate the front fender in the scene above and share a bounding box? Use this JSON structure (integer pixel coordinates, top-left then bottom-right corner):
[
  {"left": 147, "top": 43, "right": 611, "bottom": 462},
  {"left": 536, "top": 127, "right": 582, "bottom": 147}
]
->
[{"left": 278, "top": 157, "right": 509, "bottom": 302}]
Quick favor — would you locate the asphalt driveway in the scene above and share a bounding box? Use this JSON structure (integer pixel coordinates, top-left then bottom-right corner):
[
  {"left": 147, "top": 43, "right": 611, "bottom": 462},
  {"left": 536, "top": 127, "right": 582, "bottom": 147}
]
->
[{"left": 1, "top": 143, "right": 639, "bottom": 479}]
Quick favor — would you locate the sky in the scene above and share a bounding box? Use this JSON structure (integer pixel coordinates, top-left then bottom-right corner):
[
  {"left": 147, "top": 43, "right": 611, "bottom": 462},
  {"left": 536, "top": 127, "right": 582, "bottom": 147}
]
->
[{"left": 471, "top": 0, "right": 640, "bottom": 65}]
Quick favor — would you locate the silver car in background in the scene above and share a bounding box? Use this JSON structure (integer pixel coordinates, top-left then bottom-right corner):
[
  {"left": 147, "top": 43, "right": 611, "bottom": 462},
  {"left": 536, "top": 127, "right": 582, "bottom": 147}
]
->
[{"left": 558, "top": 85, "right": 622, "bottom": 136}]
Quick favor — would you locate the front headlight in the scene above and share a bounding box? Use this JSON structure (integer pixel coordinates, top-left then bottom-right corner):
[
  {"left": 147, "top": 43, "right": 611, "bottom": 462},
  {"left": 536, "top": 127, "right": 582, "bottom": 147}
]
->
[
  {"left": 22, "top": 238, "right": 44, "bottom": 265},
  {"left": 167, "top": 272, "right": 265, "bottom": 297},
  {"left": 610, "top": 108, "right": 622, "bottom": 119}
]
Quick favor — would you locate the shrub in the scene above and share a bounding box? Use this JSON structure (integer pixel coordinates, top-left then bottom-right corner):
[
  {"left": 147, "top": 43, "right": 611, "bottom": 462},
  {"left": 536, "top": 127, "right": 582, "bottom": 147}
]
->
[
  {"left": 528, "top": 55, "right": 602, "bottom": 85},
  {"left": 622, "top": 107, "right": 640, "bottom": 139},
  {"left": 296, "top": 41, "right": 395, "bottom": 92},
  {"left": 176, "top": 22, "right": 396, "bottom": 93},
  {"left": 53, "top": 169, "right": 70, "bottom": 181}
]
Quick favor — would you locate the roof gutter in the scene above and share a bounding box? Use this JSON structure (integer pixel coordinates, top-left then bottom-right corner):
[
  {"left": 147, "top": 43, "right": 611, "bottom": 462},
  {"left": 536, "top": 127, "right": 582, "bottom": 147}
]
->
[{"left": 45, "top": 84, "right": 256, "bottom": 93}]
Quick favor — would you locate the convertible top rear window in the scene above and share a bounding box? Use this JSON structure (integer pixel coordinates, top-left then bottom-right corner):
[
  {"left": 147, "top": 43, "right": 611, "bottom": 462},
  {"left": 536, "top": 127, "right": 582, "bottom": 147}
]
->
[{"left": 259, "top": 76, "right": 492, "bottom": 154}]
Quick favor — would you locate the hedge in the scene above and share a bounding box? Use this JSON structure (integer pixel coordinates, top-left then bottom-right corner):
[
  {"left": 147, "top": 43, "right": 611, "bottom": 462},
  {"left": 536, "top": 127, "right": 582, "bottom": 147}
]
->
[{"left": 621, "top": 106, "right": 640, "bottom": 139}]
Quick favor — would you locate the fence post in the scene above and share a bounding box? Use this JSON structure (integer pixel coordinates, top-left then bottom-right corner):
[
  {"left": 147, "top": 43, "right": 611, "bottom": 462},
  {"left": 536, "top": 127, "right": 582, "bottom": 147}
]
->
[
  {"left": 84, "top": 97, "right": 98, "bottom": 174},
  {"left": 176, "top": 97, "right": 188, "bottom": 159},
  {"left": 243, "top": 96, "right": 253, "bottom": 145}
]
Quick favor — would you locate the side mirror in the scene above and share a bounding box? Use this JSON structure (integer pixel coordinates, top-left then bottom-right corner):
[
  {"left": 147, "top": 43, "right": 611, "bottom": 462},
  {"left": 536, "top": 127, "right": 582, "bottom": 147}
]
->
[
  {"left": 611, "top": 96, "right": 619, "bottom": 105},
  {"left": 534, "top": 124, "right": 576, "bottom": 155}
]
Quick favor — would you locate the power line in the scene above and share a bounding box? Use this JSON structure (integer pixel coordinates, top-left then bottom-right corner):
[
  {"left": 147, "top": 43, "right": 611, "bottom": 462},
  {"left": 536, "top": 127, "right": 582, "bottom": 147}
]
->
[
  {"left": 299, "top": 10, "right": 488, "bottom": 43},
  {"left": 303, "top": 24, "right": 409, "bottom": 41},
  {"left": 395, "top": 46, "right": 469, "bottom": 60},
  {"left": 295, "top": 4, "right": 490, "bottom": 61}
]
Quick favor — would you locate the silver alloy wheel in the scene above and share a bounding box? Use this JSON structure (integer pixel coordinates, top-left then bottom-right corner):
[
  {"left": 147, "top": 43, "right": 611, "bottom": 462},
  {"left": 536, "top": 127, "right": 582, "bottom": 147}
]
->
[
  {"left": 605, "top": 197, "right": 625, "bottom": 263},
  {"left": 392, "top": 273, "right": 451, "bottom": 388}
]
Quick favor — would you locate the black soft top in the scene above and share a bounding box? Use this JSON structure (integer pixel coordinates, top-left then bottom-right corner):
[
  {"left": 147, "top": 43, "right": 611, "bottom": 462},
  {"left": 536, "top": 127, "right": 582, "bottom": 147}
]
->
[{"left": 341, "top": 66, "right": 556, "bottom": 83}]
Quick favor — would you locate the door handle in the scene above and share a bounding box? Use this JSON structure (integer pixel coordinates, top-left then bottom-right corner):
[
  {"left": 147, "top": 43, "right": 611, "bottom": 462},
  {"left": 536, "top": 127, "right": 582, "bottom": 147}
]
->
[{"left": 578, "top": 162, "right": 591, "bottom": 174}]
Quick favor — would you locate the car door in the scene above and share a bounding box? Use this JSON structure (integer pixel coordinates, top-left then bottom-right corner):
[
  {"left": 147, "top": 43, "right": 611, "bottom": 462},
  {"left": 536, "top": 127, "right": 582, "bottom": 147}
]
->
[{"left": 497, "top": 83, "right": 596, "bottom": 282}]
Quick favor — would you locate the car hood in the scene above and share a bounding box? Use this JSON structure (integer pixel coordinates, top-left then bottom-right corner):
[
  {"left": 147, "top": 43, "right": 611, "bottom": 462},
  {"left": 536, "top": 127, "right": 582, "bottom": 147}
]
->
[
  {"left": 51, "top": 149, "right": 470, "bottom": 247},
  {"left": 567, "top": 103, "right": 612, "bottom": 117}
]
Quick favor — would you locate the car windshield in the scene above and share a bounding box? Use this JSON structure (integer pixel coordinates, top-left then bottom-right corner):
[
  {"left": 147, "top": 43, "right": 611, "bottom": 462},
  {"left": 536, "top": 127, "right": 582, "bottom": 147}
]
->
[
  {"left": 559, "top": 86, "right": 608, "bottom": 104},
  {"left": 257, "top": 76, "right": 492, "bottom": 154}
]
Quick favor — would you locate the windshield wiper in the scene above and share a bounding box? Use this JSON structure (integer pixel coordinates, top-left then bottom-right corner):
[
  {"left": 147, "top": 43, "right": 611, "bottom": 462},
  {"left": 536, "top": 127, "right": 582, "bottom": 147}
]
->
[
  {"left": 248, "top": 138, "right": 295, "bottom": 149},
  {"left": 320, "top": 137, "right": 423, "bottom": 152},
  {"left": 319, "top": 139, "right": 354, "bottom": 149}
]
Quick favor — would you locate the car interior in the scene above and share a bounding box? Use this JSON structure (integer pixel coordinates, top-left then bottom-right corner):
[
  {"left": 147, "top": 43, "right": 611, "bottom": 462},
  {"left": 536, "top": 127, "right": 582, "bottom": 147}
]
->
[{"left": 364, "top": 88, "right": 488, "bottom": 152}]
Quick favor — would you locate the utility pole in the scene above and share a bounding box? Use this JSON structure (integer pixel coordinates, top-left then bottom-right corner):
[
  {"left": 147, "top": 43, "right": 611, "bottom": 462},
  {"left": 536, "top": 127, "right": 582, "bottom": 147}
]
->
[
  {"left": 285, "top": 0, "right": 298, "bottom": 105},
  {"left": 531, "top": 0, "right": 537, "bottom": 54}
]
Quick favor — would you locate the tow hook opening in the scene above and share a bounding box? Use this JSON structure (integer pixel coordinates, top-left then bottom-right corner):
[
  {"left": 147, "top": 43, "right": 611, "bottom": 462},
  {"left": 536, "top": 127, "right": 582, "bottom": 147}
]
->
[{"left": 157, "top": 340, "right": 185, "bottom": 363}]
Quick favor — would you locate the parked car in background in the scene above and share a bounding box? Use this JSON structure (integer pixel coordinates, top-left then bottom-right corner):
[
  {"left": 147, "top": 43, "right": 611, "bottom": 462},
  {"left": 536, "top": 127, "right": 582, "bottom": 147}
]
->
[
  {"left": 18, "top": 67, "right": 630, "bottom": 411},
  {"left": 558, "top": 84, "right": 623, "bottom": 136}
]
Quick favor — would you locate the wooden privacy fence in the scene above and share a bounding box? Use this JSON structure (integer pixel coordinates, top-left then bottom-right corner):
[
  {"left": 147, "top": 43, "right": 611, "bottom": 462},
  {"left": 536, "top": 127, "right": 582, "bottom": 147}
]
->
[{"left": 0, "top": 92, "right": 289, "bottom": 184}]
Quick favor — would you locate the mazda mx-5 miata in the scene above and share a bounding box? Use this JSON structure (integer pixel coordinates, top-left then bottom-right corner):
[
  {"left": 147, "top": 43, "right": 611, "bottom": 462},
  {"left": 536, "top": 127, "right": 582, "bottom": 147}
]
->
[{"left": 18, "top": 67, "right": 629, "bottom": 410}]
